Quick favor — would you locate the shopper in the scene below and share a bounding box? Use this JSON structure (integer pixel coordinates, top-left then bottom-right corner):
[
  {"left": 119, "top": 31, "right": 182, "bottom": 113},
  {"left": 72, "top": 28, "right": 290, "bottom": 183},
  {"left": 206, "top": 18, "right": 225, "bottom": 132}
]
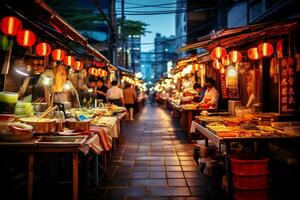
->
[
  {"left": 199, "top": 77, "right": 219, "bottom": 109},
  {"left": 107, "top": 80, "right": 124, "bottom": 106},
  {"left": 95, "top": 78, "right": 108, "bottom": 103},
  {"left": 123, "top": 83, "right": 137, "bottom": 121}
]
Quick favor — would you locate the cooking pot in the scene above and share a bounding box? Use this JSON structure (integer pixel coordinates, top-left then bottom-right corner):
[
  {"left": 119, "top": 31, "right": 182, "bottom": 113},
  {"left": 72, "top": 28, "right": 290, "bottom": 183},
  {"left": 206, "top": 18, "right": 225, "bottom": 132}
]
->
[
  {"left": 65, "top": 118, "right": 91, "bottom": 131},
  {"left": 19, "top": 117, "right": 56, "bottom": 134}
]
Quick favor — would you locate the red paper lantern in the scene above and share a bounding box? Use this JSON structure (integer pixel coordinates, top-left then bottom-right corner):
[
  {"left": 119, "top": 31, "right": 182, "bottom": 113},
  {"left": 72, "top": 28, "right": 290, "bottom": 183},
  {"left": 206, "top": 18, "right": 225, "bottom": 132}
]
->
[
  {"left": 102, "top": 70, "right": 107, "bottom": 77},
  {"left": 211, "top": 47, "right": 226, "bottom": 60},
  {"left": 16, "top": 30, "right": 36, "bottom": 47},
  {"left": 97, "top": 69, "right": 107, "bottom": 77},
  {"left": 221, "top": 55, "right": 231, "bottom": 66},
  {"left": 88, "top": 67, "right": 97, "bottom": 75},
  {"left": 36, "top": 42, "right": 51, "bottom": 56},
  {"left": 229, "top": 50, "right": 242, "bottom": 63},
  {"left": 52, "top": 49, "right": 66, "bottom": 61},
  {"left": 72, "top": 61, "right": 83, "bottom": 71},
  {"left": 213, "top": 60, "right": 222, "bottom": 69},
  {"left": 220, "top": 67, "right": 225, "bottom": 74},
  {"left": 0, "top": 16, "right": 22, "bottom": 36},
  {"left": 193, "top": 63, "right": 200, "bottom": 72},
  {"left": 247, "top": 47, "right": 261, "bottom": 60},
  {"left": 64, "top": 56, "right": 75, "bottom": 66},
  {"left": 258, "top": 42, "right": 273, "bottom": 57}
]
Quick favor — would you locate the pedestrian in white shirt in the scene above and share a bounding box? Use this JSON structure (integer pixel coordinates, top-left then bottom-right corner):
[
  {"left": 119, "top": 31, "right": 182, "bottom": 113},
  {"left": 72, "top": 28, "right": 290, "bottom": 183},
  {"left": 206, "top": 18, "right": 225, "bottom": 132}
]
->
[
  {"left": 107, "top": 80, "right": 124, "bottom": 106},
  {"left": 200, "top": 77, "right": 219, "bottom": 109}
]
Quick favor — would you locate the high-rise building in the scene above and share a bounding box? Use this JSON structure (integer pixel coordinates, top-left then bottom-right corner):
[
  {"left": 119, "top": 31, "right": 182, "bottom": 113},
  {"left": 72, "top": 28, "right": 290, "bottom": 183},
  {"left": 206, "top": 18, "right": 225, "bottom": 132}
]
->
[
  {"left": 153, "top": 33, "right": 177, "bottom": 81},
  {"left": 127, "top": 35, "right": 141, "bottom": 73},
  {"left": 175, "top": 0, "right": 224, "bottom": 58},
  {"left": 140, "top": 51, "right": 155, "bottom": 82}
]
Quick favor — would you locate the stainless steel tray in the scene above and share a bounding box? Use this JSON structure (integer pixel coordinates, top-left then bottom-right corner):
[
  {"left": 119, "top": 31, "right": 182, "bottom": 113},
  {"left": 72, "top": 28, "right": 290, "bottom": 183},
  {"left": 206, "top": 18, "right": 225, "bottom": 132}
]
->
[{"left": 35, "top": 136, "right": 88, "bottom": 146}]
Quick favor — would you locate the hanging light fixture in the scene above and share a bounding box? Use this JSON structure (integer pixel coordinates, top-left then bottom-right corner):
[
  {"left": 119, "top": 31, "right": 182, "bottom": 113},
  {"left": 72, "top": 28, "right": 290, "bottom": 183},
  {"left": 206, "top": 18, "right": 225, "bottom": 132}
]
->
[
  {"left": 16, "top": 30, "right": 36, "bottom": 47},
  {"left": 72, "top": 61, "right": 83, "bottom": 71},
  {"left": 64, "top": 55, "right": 75, "bottom": 66},
  {"left": 192, "top": 63, "right": 200, "bottom": 72},
  {"left": 88, "top": 67, "right": 96, "bottom": 75},
  {"left": 228, "top": 66, "right": 237, "bottom": 77},
  {"left": 221, "top": 55, "right": 231, "bottom": 66},
  {"left": 211, "top": 46, "right": 226, "bottom": 60},
  {"left": 36, "top": 42, "right": 51, "bottom": 56},
  {"left": 258, "top": 42, "right": 274, "bottom": 57},
  {"left": 229, "top": 50, "right": 242, "bottom": 63},
  {"left": 0, "top": 16, "right": 22, "bottom": 36},
  {"left": 213, "top": 60, "right": 222, "bottom": 69},
  {"left": 220, "top": 67, "right": 225, "bottom": 74},
  {"left": 52, "top": 49, "right": 66, "bottom": 61},
  {"left": 247, "top": 47, "right": 261, "bottom": 60}
]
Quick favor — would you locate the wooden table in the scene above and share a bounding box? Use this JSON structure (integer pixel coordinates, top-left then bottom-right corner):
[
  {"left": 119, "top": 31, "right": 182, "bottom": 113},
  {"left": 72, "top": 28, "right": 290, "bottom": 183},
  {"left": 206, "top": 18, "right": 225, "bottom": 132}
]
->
[
  {"left": 0, "top": 140, "right": 88, "bottom": 200},
  {"left": 191, "top": 121, "right": 300, "bottom": 196}
]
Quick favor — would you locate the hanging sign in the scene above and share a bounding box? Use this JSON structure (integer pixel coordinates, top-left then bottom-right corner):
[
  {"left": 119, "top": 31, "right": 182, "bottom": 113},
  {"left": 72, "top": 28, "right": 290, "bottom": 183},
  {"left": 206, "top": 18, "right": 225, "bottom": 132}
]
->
[
  {"left": 279, "top": 58, "right": 296, "bottom": 114},
  {"left": 220, "top": 73, "right": 228, "bottom": 98}
]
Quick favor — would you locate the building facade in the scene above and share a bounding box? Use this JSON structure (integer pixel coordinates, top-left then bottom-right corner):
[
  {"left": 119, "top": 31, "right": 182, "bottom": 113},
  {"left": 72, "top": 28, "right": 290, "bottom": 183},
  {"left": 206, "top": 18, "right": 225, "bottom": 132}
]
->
[
  {"left": 127, "top": 35, "right": 141, "bottom": 73},
  {"left": 154, "top": 33, "right": 177, "bottom": 82},
  {"left": 140, "top": 51, "right": 155, "bottom": 82}
]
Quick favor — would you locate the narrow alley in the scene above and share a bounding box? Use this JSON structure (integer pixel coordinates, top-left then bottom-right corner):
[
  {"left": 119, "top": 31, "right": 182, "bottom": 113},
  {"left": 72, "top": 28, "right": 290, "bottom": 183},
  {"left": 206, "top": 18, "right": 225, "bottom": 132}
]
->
[{"left": 92, "top": 105, "right": 220, "bottom": 200}]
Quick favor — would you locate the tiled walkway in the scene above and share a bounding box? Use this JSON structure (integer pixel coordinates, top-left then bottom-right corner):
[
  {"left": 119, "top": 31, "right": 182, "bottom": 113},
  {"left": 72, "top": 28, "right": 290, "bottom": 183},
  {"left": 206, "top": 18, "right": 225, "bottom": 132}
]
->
[{"left": 93, "top": 105, "right": 219, "bottom": 200}]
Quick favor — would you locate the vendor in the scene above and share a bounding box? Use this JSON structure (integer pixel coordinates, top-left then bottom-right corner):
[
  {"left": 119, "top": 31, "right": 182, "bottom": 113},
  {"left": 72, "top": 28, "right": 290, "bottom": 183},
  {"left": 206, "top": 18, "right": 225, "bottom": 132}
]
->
[
  {"left": 199, "top": 77, "right": 219, "bottom": 109},
  {"left": 95, "top": 78, "right": 108, "bottom": 103},
  {"left": 193, "top": 83, "right": 206, "bottom": 102}
]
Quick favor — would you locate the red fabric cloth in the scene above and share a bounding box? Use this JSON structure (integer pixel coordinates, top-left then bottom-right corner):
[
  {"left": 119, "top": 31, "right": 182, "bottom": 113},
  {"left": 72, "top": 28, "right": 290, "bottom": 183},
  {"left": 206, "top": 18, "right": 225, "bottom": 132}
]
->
[{"left": 90, "top": 126, "right": 112, "bottom": 151}]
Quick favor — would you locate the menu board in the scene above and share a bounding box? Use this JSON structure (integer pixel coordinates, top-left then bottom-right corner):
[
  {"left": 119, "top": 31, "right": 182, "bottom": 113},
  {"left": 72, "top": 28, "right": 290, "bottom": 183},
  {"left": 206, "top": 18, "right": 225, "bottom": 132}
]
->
[{"left": 279, "top": 61, "right": 296, "bottom": 113}]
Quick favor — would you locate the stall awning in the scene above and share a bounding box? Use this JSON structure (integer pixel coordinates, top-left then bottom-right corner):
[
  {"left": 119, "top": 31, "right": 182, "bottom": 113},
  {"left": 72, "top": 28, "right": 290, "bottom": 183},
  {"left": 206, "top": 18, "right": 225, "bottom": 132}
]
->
[
  {"left": 179, "top": 19, "right": 299, "bottom": 52},
  {"left": 2, "top": 0, "right": 111, "bottom": 65}
]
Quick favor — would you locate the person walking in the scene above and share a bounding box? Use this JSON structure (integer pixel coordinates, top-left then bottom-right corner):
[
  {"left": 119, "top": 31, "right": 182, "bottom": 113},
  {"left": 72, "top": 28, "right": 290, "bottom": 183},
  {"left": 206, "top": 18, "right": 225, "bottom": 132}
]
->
[
  {"left": 123, "top": 83, "right": 136, "bottom": 121},
  {"left": 107, "top": 80, "right": 124, "bottom": 106}
]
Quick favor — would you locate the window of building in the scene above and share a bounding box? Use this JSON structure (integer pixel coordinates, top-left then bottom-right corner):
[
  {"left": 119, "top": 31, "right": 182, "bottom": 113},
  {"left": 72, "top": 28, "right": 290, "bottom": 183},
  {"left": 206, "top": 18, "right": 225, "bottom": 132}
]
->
[{"left": 249, "top": 0, "right": 263, "bottom": 21}]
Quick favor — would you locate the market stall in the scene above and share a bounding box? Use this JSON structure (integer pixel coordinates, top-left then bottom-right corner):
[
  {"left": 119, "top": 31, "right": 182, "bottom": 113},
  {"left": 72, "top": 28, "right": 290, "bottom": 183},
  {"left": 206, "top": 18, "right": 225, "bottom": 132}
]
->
[
  {"left": 0, "top": 1, "right": 127, "bottom": 199},
  {"left": 183, "top": 19, "right": 300, "bottom": 197}
]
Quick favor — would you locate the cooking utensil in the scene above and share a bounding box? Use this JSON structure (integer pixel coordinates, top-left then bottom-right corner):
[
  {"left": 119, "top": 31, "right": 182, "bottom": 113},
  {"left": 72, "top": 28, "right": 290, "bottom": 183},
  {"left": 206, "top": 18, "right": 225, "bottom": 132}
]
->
[
  {"left": 65, "top": 118, "right": 91, "bottom": 131},
  {"left": 39, "top": 105, "right": 58, "bottom": 118},
  {"left": 19, "top": 117, "right": 57, "bottom": 134},
  {"left": 0, "top": 122, "right": 33, "bottom": 142}
]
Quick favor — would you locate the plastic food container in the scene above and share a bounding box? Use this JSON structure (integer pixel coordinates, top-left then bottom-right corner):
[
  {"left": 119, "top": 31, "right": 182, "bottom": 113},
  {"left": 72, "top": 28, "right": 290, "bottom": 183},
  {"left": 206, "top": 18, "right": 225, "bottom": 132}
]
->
[
  {"left": 230, "top": 157, "right": 269, "bottom": 175},
  {"left": 232, "top": 173, "right": 269, "bottom": 190},
  {"left": 0, "top": 92, "right": 18, "bottom": 114}
]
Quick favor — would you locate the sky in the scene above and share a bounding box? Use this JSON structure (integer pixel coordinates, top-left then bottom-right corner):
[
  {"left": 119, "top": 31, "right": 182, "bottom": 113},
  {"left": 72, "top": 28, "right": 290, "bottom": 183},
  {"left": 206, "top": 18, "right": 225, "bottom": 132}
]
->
[{"left": 116, "top": 0, "right": 176, "bottom": 52}]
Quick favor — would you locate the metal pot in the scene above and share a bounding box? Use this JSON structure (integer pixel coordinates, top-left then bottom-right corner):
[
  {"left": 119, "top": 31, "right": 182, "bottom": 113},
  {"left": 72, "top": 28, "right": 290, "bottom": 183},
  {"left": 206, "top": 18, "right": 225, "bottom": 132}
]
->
[
  {"left": 32, "top": 103, "right": 49, "bottom": 113},
  {"left": 65, "top": 118, "right": 91, "bottom": 131},
  {"left": 19, "top": 117, "right": 56, "bottom": 134}
]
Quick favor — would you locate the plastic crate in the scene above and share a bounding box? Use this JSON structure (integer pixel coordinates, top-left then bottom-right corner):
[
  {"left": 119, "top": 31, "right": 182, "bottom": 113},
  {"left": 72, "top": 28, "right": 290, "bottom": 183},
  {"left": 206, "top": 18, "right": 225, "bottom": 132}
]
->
[
  {"left": 230, "top": 156, "right": 269, "bottom": 175},
  {"left": 234, "top": 189, "right": 269, "bottom": 200},
  {"left": 233, "top": 173, "right": 269, "bottom": 190}
]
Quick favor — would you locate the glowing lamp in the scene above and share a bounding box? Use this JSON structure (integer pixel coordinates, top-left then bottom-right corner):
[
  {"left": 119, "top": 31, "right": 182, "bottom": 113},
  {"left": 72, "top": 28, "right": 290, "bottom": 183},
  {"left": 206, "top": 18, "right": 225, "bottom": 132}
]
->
[
  {"left": 52, "top": 49, "right": 66, "bottom": 61},
  {"left": 72, "top": 61, "right": 83, "bottom": 71},
  {"left": 220, "top": 67, "right": 225, "bottom": 74},
  {"left": 211, "top": 46, "right": 226, "bottom": 60},
  {"left": 64, "top": 56, "right": 75, "bottom": 66},
  {"left": 16, "top": 30, "right": 36, "bottom": 47},
  {"left": 258, "top": 42, "right": 273, "bottom": 57},
  {"left": 193, "top": 63, "right": 200, "bottom": 72},
  {"left": 36, "top": 42, "right": 51, "bottom": 56},
  {"left": 213, "top": 60, "right": 222, "bottom": 69},
  {"left": 221, "top": 55, "right": 231, "bottom": 66},
  {"left": 247, "top": 47, "right": 261, "bottom": 60},
  {"left": 1, "top": 16, "right": 22, "bottom": 36},
  {"left": 88, "top": 67, "right": 96, "bottom": 75},
  {"left": 229, "top": 50, "right": 242, "bottom": 63},
  {"left": 228, "top": 66, "right": 237, "bottom": 77}
]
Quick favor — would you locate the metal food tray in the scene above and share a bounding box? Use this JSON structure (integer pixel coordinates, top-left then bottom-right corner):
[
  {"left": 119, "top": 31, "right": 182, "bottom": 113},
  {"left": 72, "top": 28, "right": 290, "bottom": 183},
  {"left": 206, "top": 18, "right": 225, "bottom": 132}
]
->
[{"left": 35, "top": 135, "right": 88, "bottom": 146}]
